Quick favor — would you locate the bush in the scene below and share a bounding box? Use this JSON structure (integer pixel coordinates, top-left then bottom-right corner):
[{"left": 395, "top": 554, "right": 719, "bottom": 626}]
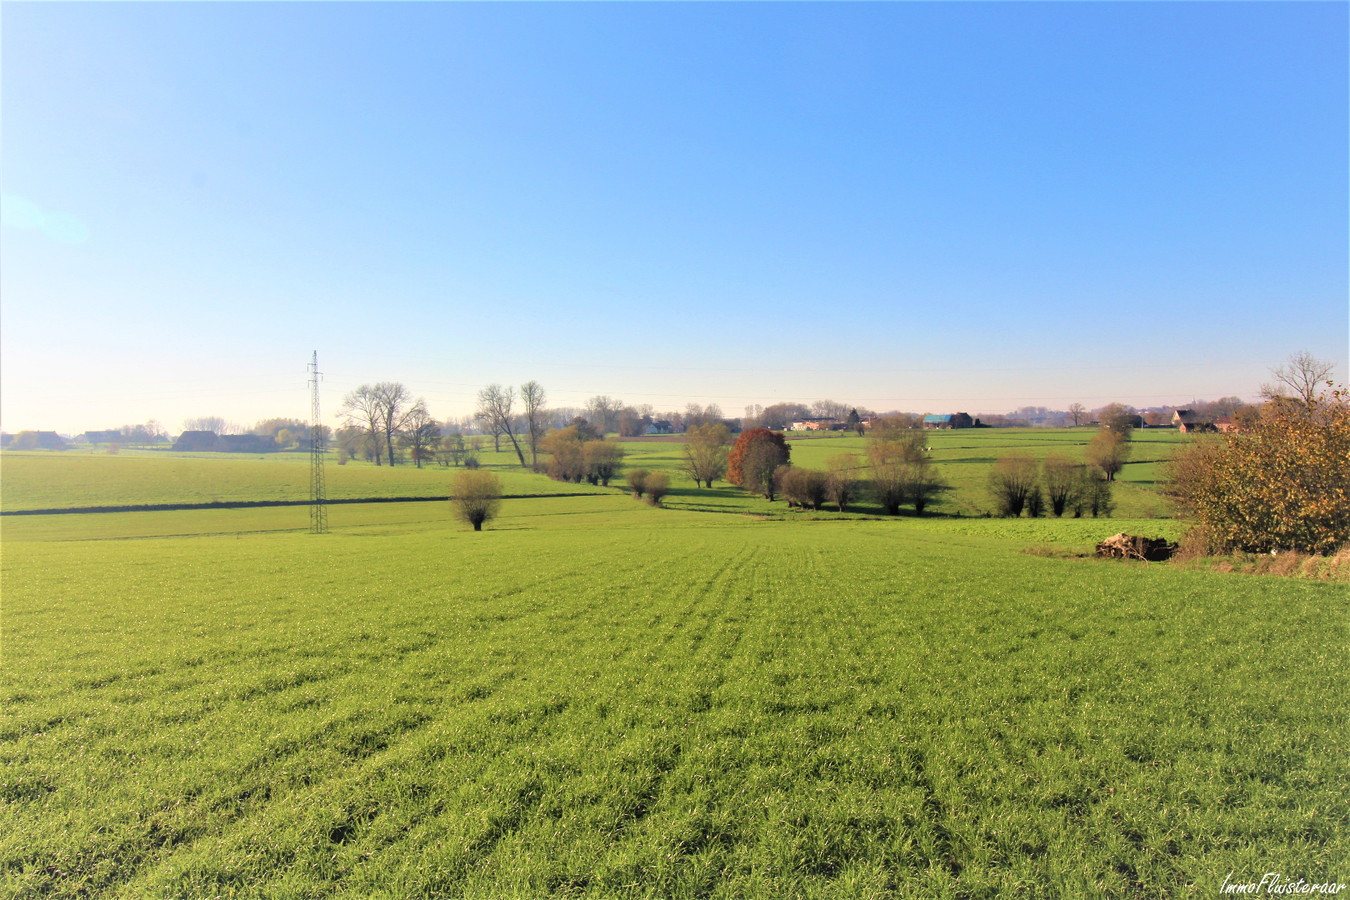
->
[
  {"left": 776, "top": 466, "right": 803, "bottom": 507},
  {"left": 452, "top": 470, "right": 502, "bottom": 531},
  {"left": 800, "top": 470, "right": 828, "bottom": 511},
  {"left": 584, "top": 441, "right": 625, "bottom": 486},
  {"left": 1078, "top": 467, "right": 1114, "bottom": 518},
  {"left": 988, "top": 455, "right": 1038, "bottom": 517},
  {"left": 867, "top": 440, "right": 908, "bottom": 515},
  {"left": 1166, "top": 387, "right": 1350, "bottom": 554},
  {"left": 540, "top": 426, "right": 587, "bottom": 483},
  {"left": 626, "top": 468, "right": 649, "bottom": 499},
  {"left": 825, "top": 454, "right": 859, "bottom": 513},
  {"left": 1025, "top": 486, "right": 1045, "bottom": 518},
  {"left": 643, "top": 471, "right": 670, "bottom": 506},
  {"left": 907, "top": 461, "right": 942, "bottom": 516},
  {"left": 867, "top": 427, "right": 941, "bottom": 515},
  {"left": 1041, "top": 455, "right": 1079, "bottom": 517}
]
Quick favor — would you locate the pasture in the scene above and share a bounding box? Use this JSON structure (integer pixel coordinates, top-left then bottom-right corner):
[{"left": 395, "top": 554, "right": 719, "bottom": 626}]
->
[
  {"left": 2, "top": 436, "right": 1345, "bottom": 898},
  {"left": 0, "top": 427, "right": 1180, "bottom": 518},
  {"left": 0, "top": 450, "right": 602, "bottom": 513}
]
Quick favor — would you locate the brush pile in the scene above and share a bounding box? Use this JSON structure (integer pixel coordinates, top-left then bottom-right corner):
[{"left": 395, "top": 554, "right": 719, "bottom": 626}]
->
[{"left": 1096, "top": 533, "right": 1178, "bottom": 562}]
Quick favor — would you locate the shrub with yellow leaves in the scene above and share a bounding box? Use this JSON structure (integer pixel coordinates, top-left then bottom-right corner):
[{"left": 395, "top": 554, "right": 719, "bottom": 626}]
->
[{"left": 1166, "top": 385, "right": 1349, "bottom": 554}]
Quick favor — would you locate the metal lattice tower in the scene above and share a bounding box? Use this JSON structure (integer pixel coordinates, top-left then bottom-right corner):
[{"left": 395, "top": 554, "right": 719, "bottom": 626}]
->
[{"left": 308, "top": 351, "right": 329, "bottom": 534}]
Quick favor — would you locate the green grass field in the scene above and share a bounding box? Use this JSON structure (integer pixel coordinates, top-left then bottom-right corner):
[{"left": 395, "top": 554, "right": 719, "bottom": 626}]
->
[
  {"left": 0, "top": 449, "right": 603, "bottom": 512},
  {"left": 1, "top": 428, "right": 1181, "bottom": 518},
  {"left": 3, "top": 436, "right": 1345, "bottom": 898}
]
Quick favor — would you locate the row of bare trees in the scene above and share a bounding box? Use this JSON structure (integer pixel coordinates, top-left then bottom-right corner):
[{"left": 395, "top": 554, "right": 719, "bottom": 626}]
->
[
  {"left": 474, "top": 382, "right": 547, "bottom": 467},
  {"left": 337, "top": 383, "right": 442, "bottom": 467},
  {"left": 866, "top": 421, "right": 943, "bottom": 515},
  {"left": 989, "top": 455, "right": 1114, "bottom": 518},
  {"left": 742, "top": 400, "right": 862, "bottom": 431}
]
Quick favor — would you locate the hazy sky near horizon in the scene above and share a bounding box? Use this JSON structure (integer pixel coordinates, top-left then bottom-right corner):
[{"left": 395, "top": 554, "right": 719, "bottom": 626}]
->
[{"left": 3, "top": 2, "right": 1346, "bottom": 434}]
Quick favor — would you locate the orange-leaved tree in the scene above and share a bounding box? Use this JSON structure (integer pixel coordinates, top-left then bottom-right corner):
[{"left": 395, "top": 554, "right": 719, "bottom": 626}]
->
[
  {"left": 727, "top": 428, "right": 791, "bottom": 499},
  {"left": 1166, "top": 385, "right": 1349, "bottom": 554}
]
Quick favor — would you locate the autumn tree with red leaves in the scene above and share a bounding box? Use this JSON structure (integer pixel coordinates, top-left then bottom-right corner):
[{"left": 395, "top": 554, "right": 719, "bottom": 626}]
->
[{"left": 727, "top": 428, "right": 791, "bottom": 499}]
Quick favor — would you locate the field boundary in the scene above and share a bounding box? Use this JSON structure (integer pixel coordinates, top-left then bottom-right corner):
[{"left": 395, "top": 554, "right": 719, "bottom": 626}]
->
[{"left": 0, "top": 493, "right": 603, "bottom": 517}]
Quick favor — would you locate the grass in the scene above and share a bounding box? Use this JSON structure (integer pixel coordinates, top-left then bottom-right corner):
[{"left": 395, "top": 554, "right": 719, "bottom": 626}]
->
[
  {"left": 0, "top": 449, "right": 600, "bottom": 512},
  {"left": 3, "top": 493, "right": 1346, "bottom": 898},
  {"left": 3, "top": 428, "right": 1183, "bottom": 518},
  {"left": 613, "top": 428, "right": 1182, "bottom": 520}
]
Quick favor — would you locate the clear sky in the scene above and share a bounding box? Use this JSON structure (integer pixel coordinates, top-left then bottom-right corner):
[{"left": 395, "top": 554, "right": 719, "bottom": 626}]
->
[{"left": 3, "top": 2, "right": 1346, "bottom": 434}]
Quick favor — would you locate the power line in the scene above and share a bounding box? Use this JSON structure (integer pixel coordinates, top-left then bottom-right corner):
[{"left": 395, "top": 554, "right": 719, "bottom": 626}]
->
[{"left": 308, "top": 352, "right": 328, "bottom": 535}]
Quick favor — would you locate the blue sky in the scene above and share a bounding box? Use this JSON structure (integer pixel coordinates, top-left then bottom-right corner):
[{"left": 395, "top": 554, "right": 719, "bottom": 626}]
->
[{"left": 3, "top": 2, "right": 1346, "bottom": 433}]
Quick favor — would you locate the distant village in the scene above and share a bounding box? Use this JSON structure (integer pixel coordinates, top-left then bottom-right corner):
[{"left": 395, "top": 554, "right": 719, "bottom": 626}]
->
[{"left": 1, "top": 398, "right": 1247, "bottom": 452}]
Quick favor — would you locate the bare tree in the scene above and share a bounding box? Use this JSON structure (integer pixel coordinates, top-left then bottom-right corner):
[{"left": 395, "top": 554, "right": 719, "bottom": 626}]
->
[
  {"left": 338, "top": 386, "right": 386, "bottom": 466},
  {"left": 643, "top": 471, "right": 670, "bottom": 507},
  {"left": 1262, "top": 351, "right": 1335, "bottom": 407},
  {"left": 811, "top": 399, "right": 849, "bottom": 421},
  {"left": 799, "top": 469, "right": 828, "bottom": 510},
  {"left": 988, "top": 454, "right": 1039, "bottom": 517},
  {"left": 867, "top": 421, "right": 939, "bottom": 514},
  {"left": 1098, "top": 403, "right": 1138, "bottom": 436},
  {"left": 586, "top": 396, "right": 624, "bottom": 436},
  {"left": 477, "top": 384, "right": 527, "bottom": 466},
  {"left": 759, "top": 402, "right": 811, "bottom": 431},
  {"left": 475, "top": 409, "right": 501, "bottom": 452},
  {"left": 1077, "top": 466, "right": 1114, "bottom": 518},
  {"left": 681, "top": 423, "right": 730, "bottom": 488},
  {"left": 584, "top": 441, "right": 625, "bottom": 486},
  {"left": 520, "top": 381, "right": 547, "bottom": 467},
  {"left": 1042, "top": 455, "right": 1080, "bottom": 517},
  {"left": 905, "top": 453, "right": 943, "bottom": 516},
  {"left": 373, "top": 382, "right": 413, "bottom": 466},
  {"left": 182, "top": 416, "right": 245, "bottom": 435},
  {"left": 399, "top": 400, "right": 440, "bottom": 469},
  {"left": 867, "top": 440, "right": 907, "bottom": 515},
  {"left": 1067, "top": 403, "right": 1087, "bottom": 427},
  {"left": 825, "top": 453, "right": 860, "bottom": 512}
]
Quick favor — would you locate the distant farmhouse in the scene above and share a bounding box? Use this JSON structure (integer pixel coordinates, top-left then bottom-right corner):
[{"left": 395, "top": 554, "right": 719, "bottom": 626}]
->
[
  {"left": 645, "top": 420, "right": 677, "bottom": 435},
  {"left": 5, "top": 431, "right": 67, "bottom": 450},
  {"left": 220, "top": 434, "right": 280, "bottom": 453},
  {"left": 173, "top": 431, "right": 223, "bottom": 452},
  {"left": 172, "top": 431, "right": 279, "bottom": 453},
  {"left": 1172, "top": 410, "right": 1215, "bottom": 434},
  {"left": 923, "top": 413, "right": 974, "bottom": 429},
  {"left": 789, "top": 417, "right": 846, "bottom": 432}
]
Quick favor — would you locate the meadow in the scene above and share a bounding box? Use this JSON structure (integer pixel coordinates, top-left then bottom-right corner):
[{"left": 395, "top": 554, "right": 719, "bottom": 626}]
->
[
  {"left": 1, "top": 427, "right": 1178, "bottom": 518},
  {"left": 2, "top": 433, "right": 1345, "bottom": 898},
  {"left": 0, "top": 450, "right": 605, "bottom": 512}
]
